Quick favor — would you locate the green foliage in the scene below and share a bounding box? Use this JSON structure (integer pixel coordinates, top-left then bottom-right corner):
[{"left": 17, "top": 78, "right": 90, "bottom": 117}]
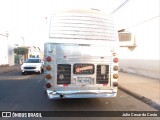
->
[
  {"left": 13, "top": 47, "right": 29, "bottom": 55},
  {"left": 14, "top": 55, "right": 20, "bottom": 63}
]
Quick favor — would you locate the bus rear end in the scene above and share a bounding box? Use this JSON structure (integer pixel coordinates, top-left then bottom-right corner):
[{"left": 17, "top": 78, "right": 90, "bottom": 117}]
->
[
  {"left": 44, "top": 9, "right": 119, "bottom": 99},
  {"left": 44, "top": 43, "right": 118, "bottom": 99}
]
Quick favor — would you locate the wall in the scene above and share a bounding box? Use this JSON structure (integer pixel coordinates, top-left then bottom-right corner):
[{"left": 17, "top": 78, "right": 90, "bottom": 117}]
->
[
  {"left": 0, "top": 33, "right": 15, "bottom": 66},
  {"left": 113, "top": 0, "right": 160, "bottom": 79},
  {"left": 8, "top": 43, "right": 15, "bottom": 66},
  {"left": 0, "top": 34, "right": 8, "bottom": 66},
  {"left": 28, "top": 46, "right": 44, "bottom": 60}
]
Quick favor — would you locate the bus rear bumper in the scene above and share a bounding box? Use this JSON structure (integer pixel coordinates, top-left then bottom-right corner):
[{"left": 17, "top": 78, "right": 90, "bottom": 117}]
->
[{"left": 46, "top": 89, "right": 117, "bottom": 99}]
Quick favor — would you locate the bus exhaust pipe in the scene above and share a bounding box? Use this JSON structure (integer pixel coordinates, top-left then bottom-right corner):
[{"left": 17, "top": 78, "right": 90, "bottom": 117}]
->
[{"left": 60, "top": 94, "right": 64, "bottom": 98}]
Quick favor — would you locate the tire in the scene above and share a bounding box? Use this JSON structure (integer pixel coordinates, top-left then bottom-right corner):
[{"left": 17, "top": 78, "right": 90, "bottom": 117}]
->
[
  {"left": 38, "top": 69, "right": 42, "bottom": 74},
  {"left": 22, "top": 72, "right": 25, "bottom": 75}
]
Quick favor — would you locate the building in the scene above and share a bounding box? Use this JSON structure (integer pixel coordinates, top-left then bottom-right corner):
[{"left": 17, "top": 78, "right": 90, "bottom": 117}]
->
[
  {"left": 0, "top": 32, "right": 14, "bottom": 66},
  {"left": 27, "top": 46, "right": 43, "bottom": 59},
  {"left": 112, "top": 0, "right": 160, "bottom": 79}
]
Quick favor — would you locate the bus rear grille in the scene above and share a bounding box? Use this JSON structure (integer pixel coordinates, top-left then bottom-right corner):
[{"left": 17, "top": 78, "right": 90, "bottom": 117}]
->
[
  {"left": 57, "top": 64, "right": 71, "bottom": 84},
  {"left": 96, "top": 65, "right": 109, "bottom": 84}
]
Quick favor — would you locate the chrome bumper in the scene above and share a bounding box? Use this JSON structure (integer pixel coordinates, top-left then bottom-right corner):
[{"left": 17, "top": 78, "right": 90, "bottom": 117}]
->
[{"left": 46, "top": 89, "right": 117, "bottom": 99}]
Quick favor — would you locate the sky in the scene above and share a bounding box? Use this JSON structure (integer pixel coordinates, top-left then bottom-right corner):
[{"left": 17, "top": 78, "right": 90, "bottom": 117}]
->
[{"left": 0, "top": 0, "right": 125, "bottom": 49}]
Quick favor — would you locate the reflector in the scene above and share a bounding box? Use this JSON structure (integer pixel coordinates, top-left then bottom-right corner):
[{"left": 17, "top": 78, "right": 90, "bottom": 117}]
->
[
  {"left": 46, "top": 56, "right": 52, "bottom": 62},
  {"left": 103, "top": 84, "right": 107, "bottom": 86},
  {"left": 63, "top": 84, "right": 68, "bottom": 86}
]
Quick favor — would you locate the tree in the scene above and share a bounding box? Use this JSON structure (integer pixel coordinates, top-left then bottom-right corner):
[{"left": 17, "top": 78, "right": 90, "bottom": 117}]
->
[
  {"left": 13, "top": 47, "right": 29, "bottom": 63},
  {"left": 13, "top": 46, "right": 28, "bottom": 55}
]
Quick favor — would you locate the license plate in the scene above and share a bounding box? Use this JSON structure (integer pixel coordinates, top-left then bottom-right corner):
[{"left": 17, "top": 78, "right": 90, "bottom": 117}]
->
[{"left": 78, "top": 77, "right": 91, "bottom": 83}]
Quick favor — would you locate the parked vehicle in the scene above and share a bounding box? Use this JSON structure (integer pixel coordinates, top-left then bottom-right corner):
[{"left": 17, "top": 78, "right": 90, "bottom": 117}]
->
[
  {"left": 21, "top": 58, "right": 44, "bottom": 75},
  {"left": 44, "top": 9, "right": 119, "bottom": 99}
]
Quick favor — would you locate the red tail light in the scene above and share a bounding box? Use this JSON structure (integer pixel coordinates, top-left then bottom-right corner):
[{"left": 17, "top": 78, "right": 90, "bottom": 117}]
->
[
  {"left": 103, "top": 84, "right": 107, "bottom": 86},
  {"left": 63, "top": 84, "right": 68, "bottom": 86},
  {"left": 113, "top": 82, "right": 118, "bottom": 87},
  {"left": 46, "top": 83, "right": 52, "bottom": 88},
  {"left": 113, "top": 58, "right": 119, "bottom": 63},
  {"left": 46, "top": 56, "right": 52, "bottom": 62}
]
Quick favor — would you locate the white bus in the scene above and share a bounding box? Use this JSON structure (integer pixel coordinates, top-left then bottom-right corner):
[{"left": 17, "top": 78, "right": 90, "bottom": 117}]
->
[{"left": 44, "top": 9, "right": 119, "bottom": 99}]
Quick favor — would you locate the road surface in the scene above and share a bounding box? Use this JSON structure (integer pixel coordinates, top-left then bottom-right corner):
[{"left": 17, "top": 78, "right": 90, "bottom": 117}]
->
[{"left": 0, "top": 71, "right": 159, "bottom": 120}]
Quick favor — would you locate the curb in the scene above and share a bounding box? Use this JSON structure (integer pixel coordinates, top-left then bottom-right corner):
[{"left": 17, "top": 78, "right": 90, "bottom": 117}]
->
[
  {"left": 0, "top": 69, "right": 20, "bottom": 74},
  {"left": 118, "top": 85, "right": 160, "bottom": 110}
]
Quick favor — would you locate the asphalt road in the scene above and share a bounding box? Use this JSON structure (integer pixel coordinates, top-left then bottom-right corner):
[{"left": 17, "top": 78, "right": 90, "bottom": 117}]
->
[{"left": 0, "top": 71, "right": 159, "bottom": 120}]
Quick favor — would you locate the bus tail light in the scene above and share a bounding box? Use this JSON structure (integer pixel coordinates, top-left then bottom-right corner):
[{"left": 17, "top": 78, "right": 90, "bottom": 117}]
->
[
  {"left": 113, "top": 74, "right": 119, "bottom": 79},
  {"left": 113, "top": 82, "right": 118, "bottom": 87},
  {"left": 113, "top": 58, "right": 119, "bottom": 63},
  {"left": 46, "top": 83, "right": 52, "bottom": 88},
  {"left": 46, "top": 74, "right": 52, "bottom": 79},
  {"left": 113, "top": 66, "right": 119, "bottom": 71},
  {"left": 103, "top": 84, "right": 107, "bottom": 86},
  {"left": 46, "top": 65, "right": 52, "bottom": 71},
  {"left": 46, "top": 56, "right": 52, "bottom": 62}
]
